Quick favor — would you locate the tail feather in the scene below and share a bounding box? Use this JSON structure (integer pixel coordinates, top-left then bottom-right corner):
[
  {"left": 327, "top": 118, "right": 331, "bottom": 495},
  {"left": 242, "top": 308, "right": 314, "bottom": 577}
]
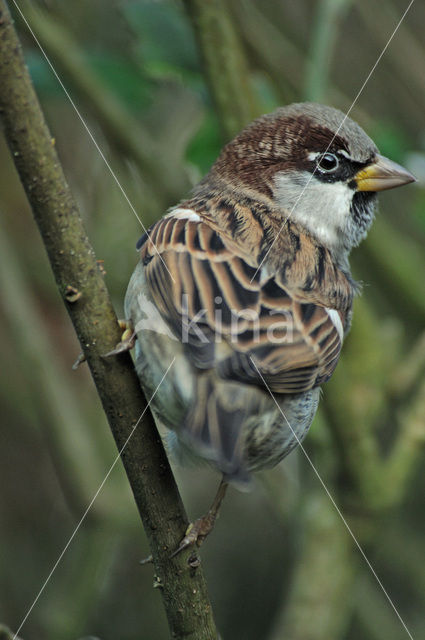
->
[{"left": 183, "top": 373, "right": 252, "bottom": 486}]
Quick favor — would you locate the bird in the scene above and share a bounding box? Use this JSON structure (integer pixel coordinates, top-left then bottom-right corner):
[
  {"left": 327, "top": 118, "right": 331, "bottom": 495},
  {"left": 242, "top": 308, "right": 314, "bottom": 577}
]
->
[{"left": 122, "top": 102, "right": 415, "bottom": 552}]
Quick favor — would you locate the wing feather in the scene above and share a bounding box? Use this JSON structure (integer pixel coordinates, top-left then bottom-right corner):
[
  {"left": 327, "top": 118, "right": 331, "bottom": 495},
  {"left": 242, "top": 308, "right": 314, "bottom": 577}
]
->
[{"left": 139, "top": 213, "right": 348, "bottom": 394}]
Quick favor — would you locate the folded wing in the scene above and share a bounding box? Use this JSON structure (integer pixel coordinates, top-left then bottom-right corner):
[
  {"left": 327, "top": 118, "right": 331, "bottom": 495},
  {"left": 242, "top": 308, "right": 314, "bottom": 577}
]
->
[{"left": 139, "top": 213, "right": 343, "bottom": 395}]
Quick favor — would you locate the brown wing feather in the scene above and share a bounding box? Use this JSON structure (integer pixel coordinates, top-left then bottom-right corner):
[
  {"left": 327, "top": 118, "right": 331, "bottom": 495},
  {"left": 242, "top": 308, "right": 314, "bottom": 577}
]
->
[{"left": 140, "top": 214, "right": 347, "bottom": 394}]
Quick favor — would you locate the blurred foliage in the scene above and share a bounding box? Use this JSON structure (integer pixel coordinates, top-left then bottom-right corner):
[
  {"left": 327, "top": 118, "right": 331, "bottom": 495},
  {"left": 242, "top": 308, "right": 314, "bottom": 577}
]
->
[{"left": 0, "top": 0, "right": 424, "bottom": 639}]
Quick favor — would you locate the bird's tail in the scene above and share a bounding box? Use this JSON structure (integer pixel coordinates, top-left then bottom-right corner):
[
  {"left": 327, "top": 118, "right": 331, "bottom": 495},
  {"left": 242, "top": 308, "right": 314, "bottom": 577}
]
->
[{"left": 183, "top": 372, "right": 252, "bottom": 488}]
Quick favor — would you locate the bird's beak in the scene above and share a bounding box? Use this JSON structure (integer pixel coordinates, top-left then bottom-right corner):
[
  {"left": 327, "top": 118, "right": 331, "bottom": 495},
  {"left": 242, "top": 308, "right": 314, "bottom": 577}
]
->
[{"left": 355, "top": 154, "right": 416, "bottom": 192}]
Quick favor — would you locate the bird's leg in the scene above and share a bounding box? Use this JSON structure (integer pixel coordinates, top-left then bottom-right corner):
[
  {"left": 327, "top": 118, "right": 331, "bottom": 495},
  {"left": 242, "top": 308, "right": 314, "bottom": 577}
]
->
[
  {"left": 171, "top": 479, "right": 228, "bottom": 557},
  {"left": 104, "top": 319, "right": 136, "bottom": 356}
]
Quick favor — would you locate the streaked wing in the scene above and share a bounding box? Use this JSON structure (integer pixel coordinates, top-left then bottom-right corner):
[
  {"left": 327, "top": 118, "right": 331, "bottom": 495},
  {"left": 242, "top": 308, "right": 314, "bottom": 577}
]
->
[{"left": 139, "top": 212, "right": 344, "bottom": 394}]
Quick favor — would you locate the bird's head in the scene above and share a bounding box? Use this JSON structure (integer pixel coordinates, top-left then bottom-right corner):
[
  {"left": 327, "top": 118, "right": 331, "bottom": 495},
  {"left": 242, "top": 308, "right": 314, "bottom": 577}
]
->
[{"left": 209, "top": 102, "right": 415, "bottom": 260}]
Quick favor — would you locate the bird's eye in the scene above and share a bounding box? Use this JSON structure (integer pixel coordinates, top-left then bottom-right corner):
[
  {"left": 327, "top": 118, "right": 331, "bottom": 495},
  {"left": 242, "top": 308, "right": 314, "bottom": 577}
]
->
[{"left": 316, "top": 152, "right": 339, "bottom": 173}]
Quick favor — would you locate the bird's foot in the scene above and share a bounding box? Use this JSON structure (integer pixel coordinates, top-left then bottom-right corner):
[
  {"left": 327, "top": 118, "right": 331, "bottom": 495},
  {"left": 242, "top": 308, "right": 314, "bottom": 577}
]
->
[
  {"left": 170, "top": 513, "right": 218, "bottom": 558},
  {"left": 170, "top": 479, "right": 228, "bottom": 558},
  {"left": 104, "top": 320, "right": 136, "bottom": 356}
]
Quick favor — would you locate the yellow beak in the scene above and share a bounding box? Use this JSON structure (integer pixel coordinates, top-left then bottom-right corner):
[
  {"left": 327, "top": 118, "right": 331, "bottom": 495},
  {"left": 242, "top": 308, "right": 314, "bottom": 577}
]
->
[{"left": 355, "top": 154, "right": 416, "bottom": 192}]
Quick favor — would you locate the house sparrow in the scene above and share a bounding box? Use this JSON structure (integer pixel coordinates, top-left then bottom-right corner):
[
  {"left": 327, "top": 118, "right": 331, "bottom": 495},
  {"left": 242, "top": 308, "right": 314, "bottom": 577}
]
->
[{"left": 124, "top": 102, "right": 415, "bottom": 549}]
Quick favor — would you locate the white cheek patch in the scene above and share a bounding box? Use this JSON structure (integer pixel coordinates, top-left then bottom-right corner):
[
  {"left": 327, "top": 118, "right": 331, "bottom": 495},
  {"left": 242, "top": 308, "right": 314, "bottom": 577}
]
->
[
  {"left": 167, "top": 208, "right": 201, "bottom": 221},
  {"left": 325, "top": 308, "right": 344, "bottom": 342},
  {"left": 273, "top": 171, "right": 353, "bottom": 251}
]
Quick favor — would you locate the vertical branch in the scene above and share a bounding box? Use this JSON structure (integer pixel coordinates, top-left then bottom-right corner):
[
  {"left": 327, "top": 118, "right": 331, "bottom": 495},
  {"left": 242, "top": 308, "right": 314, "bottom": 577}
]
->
[
  {"left": 183, "top": 0, "right": 261, "bottom": 139},
  {"left": 304, "top": 0, "right": 352, "bottom": 101},
  {"left": 270, "top": 494, "right": 355, "bottom": 640},
  {"left": 0, "top": 2, "right": 217, "bottom": 638}
]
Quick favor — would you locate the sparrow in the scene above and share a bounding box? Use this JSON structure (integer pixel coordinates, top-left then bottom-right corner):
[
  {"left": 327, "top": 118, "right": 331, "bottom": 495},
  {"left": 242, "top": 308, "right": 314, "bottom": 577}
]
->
[{"left": 123, "top": 102, "right": 415, "bottom": 550}]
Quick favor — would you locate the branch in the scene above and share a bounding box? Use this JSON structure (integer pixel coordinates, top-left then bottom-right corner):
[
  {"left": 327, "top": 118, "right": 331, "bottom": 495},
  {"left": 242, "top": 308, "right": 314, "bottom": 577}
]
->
[
  {"left": 234, "top": 0, "right": 371, "bottom": 126},
  {"left": 183, "top": 0, "right": 261, "bottom": 139},
  {"left": 323, "top": 293, "right": 425, "bottom": 511},
  {"left": 304, "top": 0, "right": 353, "bottom": 102},
  {"left": 0, "top": 625, "right": 23, "bottom": 640},
  {"left": 19, "top": 0, "right": 191, "bottom": 208},
  {"left": 355, "top": 0, "right": 425, "bottom": 114},
  {"left": 0, "top": 2, "right": 217, "bottom": 637},
  {"left": 363, "top": 217, "right": 425, "bottom": 322},
  {"left": 270, "top": 493, "right": 355, "bottom": 640},
  {"left": 383, "top": 376, "right": 425, "bottom": 502}
]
